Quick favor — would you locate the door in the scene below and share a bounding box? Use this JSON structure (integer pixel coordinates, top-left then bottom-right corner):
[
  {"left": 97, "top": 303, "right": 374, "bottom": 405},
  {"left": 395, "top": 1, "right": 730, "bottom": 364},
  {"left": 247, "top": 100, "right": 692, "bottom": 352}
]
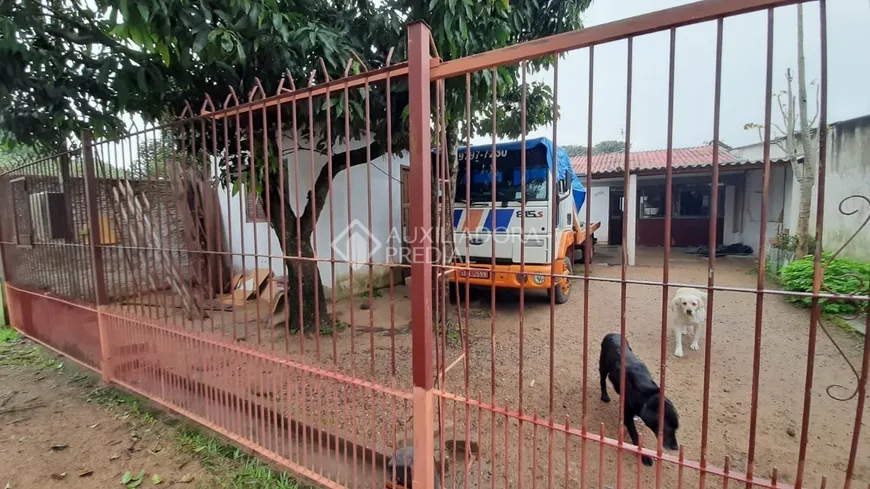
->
[{"left": 608, "top": 187, "right": 624, "bottom": 246}]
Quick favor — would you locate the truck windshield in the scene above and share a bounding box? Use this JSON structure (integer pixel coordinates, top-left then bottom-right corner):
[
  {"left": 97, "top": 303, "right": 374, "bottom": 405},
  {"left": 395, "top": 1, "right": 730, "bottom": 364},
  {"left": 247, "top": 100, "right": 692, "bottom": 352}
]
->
[{"left": 455, "top": 159, "right": 549, "bottom": 203}]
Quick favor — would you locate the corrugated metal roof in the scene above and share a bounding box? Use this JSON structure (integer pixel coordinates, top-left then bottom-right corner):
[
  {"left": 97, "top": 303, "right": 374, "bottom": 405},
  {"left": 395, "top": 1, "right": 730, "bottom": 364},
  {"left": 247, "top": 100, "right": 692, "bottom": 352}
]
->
[{"left": 570, "top": 145, "right": 742, "bottom": 176}]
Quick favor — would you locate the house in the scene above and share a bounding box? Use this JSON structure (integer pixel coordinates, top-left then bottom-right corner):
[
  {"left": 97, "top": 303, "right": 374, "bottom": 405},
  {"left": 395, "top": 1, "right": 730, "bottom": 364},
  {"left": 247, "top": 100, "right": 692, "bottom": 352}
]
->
[{"left": 572, "top": 114, "right": 870, "bottom": 265}]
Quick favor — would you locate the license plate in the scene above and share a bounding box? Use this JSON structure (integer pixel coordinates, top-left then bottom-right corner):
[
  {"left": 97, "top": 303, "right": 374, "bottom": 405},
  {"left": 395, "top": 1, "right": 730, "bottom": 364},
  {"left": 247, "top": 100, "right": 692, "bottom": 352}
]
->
[{"left": 459, "top": 269, "right": 490, "bottom": 279}]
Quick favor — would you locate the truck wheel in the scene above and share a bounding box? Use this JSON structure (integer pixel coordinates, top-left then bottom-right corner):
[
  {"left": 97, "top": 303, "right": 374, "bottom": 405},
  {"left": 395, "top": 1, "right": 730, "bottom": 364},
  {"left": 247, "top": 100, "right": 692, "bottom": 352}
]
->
[{"left": 550, "top": 256, "right": 573, "bottom": 305}]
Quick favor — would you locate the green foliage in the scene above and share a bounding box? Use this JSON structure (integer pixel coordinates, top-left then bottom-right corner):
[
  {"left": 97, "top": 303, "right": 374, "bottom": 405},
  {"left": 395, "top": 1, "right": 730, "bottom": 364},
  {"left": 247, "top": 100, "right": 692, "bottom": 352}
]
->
[
  {"left": 0, "top": 145, "right": 36, "bottom": 171},
  {"left": 779, "top": 253, "right": 869, "bottom": 315},
  {"left": 563, "top": 145, "right": 587, "bottom": 157},
  {"left": 592, "top": 140, "right": 626, "bottom": 154},
  {"left": 2, "top": 0, "right": 592, "bottom": 161},
  {"left": 770, "top": 230, "right": 816, "bottom": 255},
  {"left": 562, "top": 141, "right": 631, "bottom": 158},
  {"left": 0, "top": 326, "right": 19, "bottom": 344}
]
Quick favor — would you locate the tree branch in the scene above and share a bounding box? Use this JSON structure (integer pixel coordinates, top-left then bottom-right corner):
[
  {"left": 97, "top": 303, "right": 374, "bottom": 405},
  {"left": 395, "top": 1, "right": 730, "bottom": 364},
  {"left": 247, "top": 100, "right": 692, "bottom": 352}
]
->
[{"left": 298, "top": 140, "right": 387, "bottom": 235}]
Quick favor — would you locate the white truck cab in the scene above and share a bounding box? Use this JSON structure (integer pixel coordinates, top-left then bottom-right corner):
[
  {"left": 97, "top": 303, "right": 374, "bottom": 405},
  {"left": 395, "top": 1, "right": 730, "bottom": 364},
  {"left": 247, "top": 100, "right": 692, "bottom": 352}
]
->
[{"left": 446, "top": 138, "right": 598, "bottom": 304}]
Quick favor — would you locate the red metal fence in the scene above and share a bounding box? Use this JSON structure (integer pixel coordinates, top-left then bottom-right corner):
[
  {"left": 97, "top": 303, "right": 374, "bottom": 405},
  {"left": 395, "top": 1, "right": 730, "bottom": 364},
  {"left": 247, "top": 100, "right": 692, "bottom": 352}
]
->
[{"left": 1, "top": 1, "right": 868, "bottom": 489}]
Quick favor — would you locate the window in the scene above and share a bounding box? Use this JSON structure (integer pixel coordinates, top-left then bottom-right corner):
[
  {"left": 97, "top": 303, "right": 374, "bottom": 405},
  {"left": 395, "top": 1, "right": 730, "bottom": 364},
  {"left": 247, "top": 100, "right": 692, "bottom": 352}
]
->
[
  {"left": 639, "top": 185, "right": 666, "bottom": 218},
  {"left": 676, "top": 184, "right": 712, "bottom": 217},
  {"left": 246, "top": 188, "right": 268, "bottom": 223},
  {"left": 637, "top": 182, "right": 724, "bottom": 219}
]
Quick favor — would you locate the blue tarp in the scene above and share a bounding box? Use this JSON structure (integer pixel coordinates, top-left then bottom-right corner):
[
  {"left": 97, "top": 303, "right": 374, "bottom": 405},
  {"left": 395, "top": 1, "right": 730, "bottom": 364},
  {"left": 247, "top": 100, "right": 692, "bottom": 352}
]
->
[{"left": 437, "top": 137, "right": 586, "bottom": 212}]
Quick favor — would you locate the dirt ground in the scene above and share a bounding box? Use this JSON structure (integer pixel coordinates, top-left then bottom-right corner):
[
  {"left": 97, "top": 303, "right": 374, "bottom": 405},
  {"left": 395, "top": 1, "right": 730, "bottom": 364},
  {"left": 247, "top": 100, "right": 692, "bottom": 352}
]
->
[
  {"left": 0, "top": 345, "right": 215, "bottom": 489},
  {"left": 6, "top": 248, "right": 868, "bottom": 489},
  {"left": 273, "top": 247, "right": 869, "bottom": 489}
]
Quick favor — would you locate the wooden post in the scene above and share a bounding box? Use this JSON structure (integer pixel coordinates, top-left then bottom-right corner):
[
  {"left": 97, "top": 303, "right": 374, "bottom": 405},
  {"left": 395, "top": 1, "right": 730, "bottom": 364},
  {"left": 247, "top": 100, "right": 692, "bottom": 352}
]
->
[
  {"left": 407, "top": 21, "right": 435, "bottom": 489},
  {"left": 82, "top": 131, "right": 111, "bottom": 381}
]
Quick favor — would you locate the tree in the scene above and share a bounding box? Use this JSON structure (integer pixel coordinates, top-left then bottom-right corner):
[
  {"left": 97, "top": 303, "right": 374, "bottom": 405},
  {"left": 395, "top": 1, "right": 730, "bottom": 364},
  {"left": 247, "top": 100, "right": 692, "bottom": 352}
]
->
[
  {"left": 1, "top": 0, "right": 593, "bottom": 331},
  {"left": 592, "top": 140, "right": 626, "bottom": 154},
  {"left": 563, "top": 145, "right": 587, "bottom": 157},
  {"left": 744, "top": 4, "right": 820, "bottom": 258}
]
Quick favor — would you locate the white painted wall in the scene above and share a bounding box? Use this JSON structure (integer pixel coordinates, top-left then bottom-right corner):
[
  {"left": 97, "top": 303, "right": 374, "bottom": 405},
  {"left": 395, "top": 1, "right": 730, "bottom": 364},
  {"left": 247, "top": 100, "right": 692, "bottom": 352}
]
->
[
  {"left": 586, "top": 181, "right": 612, "bottom": 243},
  {"left": 217, "top": 185, "right": 284, "bottom": 276},
  {"left": 626, "top": 174, "right": 638, "bottom": 266},
  {"left": 737, "top": 165, "right": 791, "bottom": 250},
  {"left": 734, "top": 116, "right": 870, "bottom": 261},
  {"left": 216, "top": 135, "right": 409, "bottom": 299},
  {"left": 722, "top": 185, "right": 741, "bottom": 245},
  {"left": 785, "top": 117, "right": 870, "bottom": 260}
]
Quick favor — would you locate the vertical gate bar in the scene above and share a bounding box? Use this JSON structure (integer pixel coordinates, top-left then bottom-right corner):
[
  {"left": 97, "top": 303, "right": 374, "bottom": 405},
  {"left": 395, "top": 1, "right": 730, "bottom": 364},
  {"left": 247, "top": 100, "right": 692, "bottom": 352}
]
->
[
  {"left": 746, "top": 9, "right": 775, "bottom": 489},
  {"left": 306, "top": 87, "right": 321, "bottom": 473},
  {"left": 208, "top": 108, "right": 225, "bottom": 337},
  {"left": 82, "top": 130, "right": 110, "bottom": 381},
  {"left": 259, "top": 97, "right": 274, "bottom": 352},
  {"left": 617, "top": 36, "right": 634, "bottom": 489},
  {"left": 656, "top": 27, "right": 676, "bottom": 489},
  {"left": 796, "top": 1, "right": 827, "bottom": 487},
  {"left": 201, "top": 118, "right": 216, "bottom": 336},
  {"left": 518, "top": 59, "right": 528, "bottom": 489},
  {"left": 598, "top": 423, "right": 605, "bottom": 489},
  {"left": 463, "top": 71, "right": 473, "bottom": 489},
  {"left": 246, "top": 102, "right": 262, "bottom": 345},
  {"left": 221, "top": 108, "right": 237, "bottom": 338},
  {"left": 58, "top": 152, "right": 78, "bottom": 300},
  {"left": 700, "top": 17, "right": 725, "bottom": 489},
  {"left": 548, "top": 55, "right": 560, "bottom": 489},
  {"left": 581, "top": 44, "right": 594, "bottom": 489},
  {"left": 408, "top": 20, "right": 435, "bottom": 489},
  {"left": 489, "top": 65, "right": 498, "bottom": 489},
  {"left": 386, "top": 52, "right": 398, "bottom": 383},
  {"left": 154, "top": 128, "right": 172, "bottom": 324}
]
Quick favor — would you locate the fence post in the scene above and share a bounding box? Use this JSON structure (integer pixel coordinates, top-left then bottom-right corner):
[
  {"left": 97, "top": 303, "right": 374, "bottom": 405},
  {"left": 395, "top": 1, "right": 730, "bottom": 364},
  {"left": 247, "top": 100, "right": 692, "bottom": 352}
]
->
[
  {"left": 82, "top": 131, "right": 111, "bottom": 381},
  {"left": 407, "top": 21, "right": 435, "bottom": 489}
]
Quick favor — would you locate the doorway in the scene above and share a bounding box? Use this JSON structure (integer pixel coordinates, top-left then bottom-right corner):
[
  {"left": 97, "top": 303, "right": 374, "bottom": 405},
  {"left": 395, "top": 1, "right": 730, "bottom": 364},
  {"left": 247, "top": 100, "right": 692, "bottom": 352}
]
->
[{"left": 608, "top": 187, "right": 624, "bottom": 246}]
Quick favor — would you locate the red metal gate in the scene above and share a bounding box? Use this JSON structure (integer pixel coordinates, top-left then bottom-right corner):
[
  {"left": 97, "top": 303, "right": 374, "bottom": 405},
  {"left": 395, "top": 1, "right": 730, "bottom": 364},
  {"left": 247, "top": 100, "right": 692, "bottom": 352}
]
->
[{"left": 1, "top": 1, "right": 868, "bottom": 489}]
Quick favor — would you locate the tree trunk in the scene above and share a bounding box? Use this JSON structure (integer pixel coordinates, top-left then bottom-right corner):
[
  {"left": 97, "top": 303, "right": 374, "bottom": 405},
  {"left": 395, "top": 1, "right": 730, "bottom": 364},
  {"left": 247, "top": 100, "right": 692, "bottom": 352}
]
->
[
  {"left": 794, "top": 4, "right": 818, "bottom": 258},
  {"left": 267, "top": 181, "right": 329, "bottom": 332},
  {"left": 262, "top": 141, "right": 387, "bottom": 333},
  {"left": 795, "top": 174, "right": 815, "bottom": 258}
]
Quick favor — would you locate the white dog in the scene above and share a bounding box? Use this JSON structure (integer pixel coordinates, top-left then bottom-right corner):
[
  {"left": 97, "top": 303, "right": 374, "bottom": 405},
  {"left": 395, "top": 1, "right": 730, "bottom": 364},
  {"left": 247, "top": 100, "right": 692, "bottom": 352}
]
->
[{"left": 670, "top": 287, "right": 707, "bottom": 357}]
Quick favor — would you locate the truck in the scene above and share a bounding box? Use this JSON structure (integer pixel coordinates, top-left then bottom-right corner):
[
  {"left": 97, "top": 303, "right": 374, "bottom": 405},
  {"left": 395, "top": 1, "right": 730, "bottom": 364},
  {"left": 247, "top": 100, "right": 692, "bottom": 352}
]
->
[{"left": 445, "top": 137, "right": 600, "bottom": 304}]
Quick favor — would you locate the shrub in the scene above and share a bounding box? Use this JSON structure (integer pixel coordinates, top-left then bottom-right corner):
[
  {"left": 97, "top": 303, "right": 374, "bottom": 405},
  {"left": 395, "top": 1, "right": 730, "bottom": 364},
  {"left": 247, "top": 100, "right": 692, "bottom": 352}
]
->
[{"left": 779, "top": 253, "right": 869, "bottom": 315}]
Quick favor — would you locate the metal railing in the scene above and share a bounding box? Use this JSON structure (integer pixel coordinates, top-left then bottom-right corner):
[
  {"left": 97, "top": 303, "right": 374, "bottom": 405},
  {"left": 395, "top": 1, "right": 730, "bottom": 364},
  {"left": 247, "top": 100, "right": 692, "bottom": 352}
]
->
[{"left": 0, "top": 1, "right": 867, "bottom": 489}]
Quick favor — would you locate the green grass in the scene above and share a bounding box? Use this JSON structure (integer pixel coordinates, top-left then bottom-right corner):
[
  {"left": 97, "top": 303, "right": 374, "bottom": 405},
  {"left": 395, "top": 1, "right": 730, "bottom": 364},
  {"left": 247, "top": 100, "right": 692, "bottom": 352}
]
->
[
  {"left": 175, "top": 427, "right": 305, "bottom": 489},
  {"left": 0, "top": 326, "right": 19, "bottom": 344},
  {"left": 82, "top": 384, "right": 305, "bottom": 489},
  {"left": 0, "top": 327, "right": 62, "bottom": 369}
]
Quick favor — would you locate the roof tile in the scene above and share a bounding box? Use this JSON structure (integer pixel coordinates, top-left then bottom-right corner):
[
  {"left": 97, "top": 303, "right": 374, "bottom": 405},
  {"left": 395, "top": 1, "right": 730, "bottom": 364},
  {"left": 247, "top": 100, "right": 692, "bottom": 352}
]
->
[{"left": 570, "top": 145, "right": 738, "bottom": 175}]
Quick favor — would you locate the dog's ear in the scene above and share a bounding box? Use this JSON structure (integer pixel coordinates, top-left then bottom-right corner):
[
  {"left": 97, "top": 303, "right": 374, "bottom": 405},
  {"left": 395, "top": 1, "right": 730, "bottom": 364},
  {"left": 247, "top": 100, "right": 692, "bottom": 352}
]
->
[
  {"left": 639, "top": 394, "right": 660, "bottom": 426},
  {"left": 698, "top": 293, "right": 707, "bottom": 309},
  {"left": 671, "top": 295, "right": 682, "bottom": 309}
]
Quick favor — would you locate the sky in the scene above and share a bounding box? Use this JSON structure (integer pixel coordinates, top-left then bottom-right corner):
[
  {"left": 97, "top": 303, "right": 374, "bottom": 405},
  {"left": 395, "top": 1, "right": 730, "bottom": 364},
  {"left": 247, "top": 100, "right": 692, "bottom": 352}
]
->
[{"left": 472, "top": 0, "right": 870, "bottom": 152}]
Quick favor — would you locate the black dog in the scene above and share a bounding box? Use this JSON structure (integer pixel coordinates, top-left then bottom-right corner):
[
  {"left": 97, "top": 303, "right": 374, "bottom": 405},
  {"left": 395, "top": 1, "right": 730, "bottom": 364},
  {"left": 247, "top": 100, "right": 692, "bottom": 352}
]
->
[{"left": 599, "top": 333, "right": 680, "bottom": 466}]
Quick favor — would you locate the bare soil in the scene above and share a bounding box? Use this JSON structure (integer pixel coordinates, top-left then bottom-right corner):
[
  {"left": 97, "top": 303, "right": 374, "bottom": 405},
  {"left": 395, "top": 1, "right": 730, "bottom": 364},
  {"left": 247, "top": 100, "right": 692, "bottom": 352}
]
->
[
  {"left": 0, "top": 343, "right": 212, "bottom": 489},
  {"left": 12, "top": 249, "right": 867, "bottom": 489},
  {"left": 297, "top": 249, "right": 869, "bottom": 489}
]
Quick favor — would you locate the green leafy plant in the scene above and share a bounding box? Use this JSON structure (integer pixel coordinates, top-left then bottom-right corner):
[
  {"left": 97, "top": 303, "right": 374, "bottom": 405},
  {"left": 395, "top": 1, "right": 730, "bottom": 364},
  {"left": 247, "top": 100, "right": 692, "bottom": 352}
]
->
[
  {"left": 770, "top": 231, "right": 817, "bottom": 254},
  {"left": 779, "top": 253, "right": 869, "bottom": 315},
  {"left": 121, "top": 470, "right": 145, "bottom": 488}
]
